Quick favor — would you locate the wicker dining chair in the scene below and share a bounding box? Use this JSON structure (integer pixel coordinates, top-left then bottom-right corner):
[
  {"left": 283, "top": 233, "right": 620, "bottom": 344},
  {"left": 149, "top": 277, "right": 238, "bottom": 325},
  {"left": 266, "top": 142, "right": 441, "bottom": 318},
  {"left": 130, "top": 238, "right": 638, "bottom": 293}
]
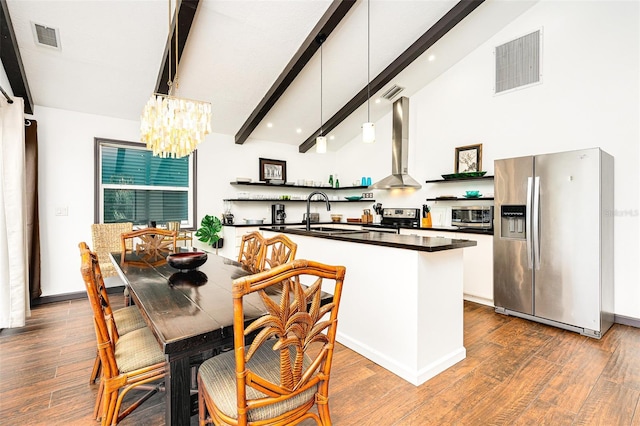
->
[
  {"left": 237, "top": 231, "right": 266, "bottom": 273},
  {"left": 88, "top": 277, "right": 147, "bottom": 384},
  {"left": 260, "top": 234, "right": 297, "bottom": 271},
  {"left": 79, "top": 242, "right": 166, "bottom": 426},
  {"left": 91, "top": 222, "right": 133, "bottom": 280},
  {"left": 89, "top": 223, "right": 146, "bottom": 384},
  {"left": 120, "top": 227, "right": 178, "bottom": 261},
  {"left": 197, "top": 259, "right": 346, "bottom": 426}
]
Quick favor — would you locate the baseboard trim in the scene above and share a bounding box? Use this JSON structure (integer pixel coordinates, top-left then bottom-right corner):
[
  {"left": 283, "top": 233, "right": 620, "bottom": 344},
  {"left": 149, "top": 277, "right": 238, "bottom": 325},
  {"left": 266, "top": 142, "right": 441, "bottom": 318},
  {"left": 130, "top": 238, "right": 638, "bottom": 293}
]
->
[
  {"left": 614, "top": 314, "right": 640, "bottom": 329},
  {"left": 31, "top": 286, "right": 125, "bottom": 306},
  {"left": 29, "top": 290, "right": 640, "bottom": 330}
]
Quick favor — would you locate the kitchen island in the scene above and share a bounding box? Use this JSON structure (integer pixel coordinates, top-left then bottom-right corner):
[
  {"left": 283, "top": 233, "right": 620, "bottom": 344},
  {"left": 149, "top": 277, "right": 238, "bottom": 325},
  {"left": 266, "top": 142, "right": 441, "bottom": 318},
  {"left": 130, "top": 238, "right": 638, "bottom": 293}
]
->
[{"left": 260, "top": 226, "right": 476, "bottom": 386}]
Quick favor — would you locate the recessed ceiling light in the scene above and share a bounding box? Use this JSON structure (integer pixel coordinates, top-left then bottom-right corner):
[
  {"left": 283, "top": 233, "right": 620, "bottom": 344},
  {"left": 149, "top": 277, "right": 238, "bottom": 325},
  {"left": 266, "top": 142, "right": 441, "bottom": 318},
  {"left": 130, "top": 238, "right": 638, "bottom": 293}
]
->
[
  {"left": 329, "top": 135, "right": 335, "bottom": 140},
  {"left": 296, "top": 128, "right": 302, "bottom": 134},
  {"left": 428, "top": 54, "right": 436, "bottom": 61},
  {"left": 375, "top": 98, "right": 381, "bottom": 104},
  {"left": 266, "top": 122, "right": 273, "bottom": 128}
]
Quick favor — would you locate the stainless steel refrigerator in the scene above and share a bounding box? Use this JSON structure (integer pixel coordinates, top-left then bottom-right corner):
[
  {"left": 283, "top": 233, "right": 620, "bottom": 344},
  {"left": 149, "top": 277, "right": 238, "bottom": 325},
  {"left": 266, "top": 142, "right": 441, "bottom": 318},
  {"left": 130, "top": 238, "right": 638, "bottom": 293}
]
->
[{"left": 493, "top": 148, "right": 614, "bottom": 338}]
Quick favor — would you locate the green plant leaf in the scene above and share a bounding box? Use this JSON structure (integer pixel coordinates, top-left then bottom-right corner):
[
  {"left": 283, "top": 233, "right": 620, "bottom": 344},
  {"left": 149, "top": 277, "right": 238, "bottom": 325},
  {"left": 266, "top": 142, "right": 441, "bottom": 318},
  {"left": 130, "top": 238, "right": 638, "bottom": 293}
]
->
[{"left": 196, "top": 215, "right": 222, "bottom": 246}]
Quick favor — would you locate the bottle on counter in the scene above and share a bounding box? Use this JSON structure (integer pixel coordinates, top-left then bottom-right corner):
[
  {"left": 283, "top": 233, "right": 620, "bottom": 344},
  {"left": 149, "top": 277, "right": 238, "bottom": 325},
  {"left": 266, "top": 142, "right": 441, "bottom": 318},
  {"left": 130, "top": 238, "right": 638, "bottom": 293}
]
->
[
  {"left": 329, "top": 174, "right": 334, "bottom": 187},
  {"left": 335, "top": 173, "right": 340, "bottom": 188}
]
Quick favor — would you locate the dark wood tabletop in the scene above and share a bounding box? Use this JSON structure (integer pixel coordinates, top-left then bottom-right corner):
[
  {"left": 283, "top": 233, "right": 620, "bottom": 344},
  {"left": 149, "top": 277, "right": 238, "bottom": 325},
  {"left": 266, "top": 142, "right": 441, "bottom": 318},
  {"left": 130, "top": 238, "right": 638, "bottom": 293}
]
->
[
  {"left": 109, "top": 250, "right": 257, "bottom": 425},
  {"left": 110, "top": 249, "right": 332, "bottom": 425}
]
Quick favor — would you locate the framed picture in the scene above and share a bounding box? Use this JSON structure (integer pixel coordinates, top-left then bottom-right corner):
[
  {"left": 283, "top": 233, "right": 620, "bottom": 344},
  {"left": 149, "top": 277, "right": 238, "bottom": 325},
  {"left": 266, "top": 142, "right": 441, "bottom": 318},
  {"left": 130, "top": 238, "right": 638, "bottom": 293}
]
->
[
  {"left": 455, "top": 144, "right": 482, "bottom": 173},
  {"left": 259, "top": 158, "right": 287, "bottom": 182}
]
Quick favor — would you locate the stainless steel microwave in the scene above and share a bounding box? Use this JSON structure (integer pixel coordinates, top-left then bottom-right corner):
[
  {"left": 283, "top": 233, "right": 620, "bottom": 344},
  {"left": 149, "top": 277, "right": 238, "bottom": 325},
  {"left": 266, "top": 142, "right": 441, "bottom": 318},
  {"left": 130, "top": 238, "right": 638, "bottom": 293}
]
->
[{"left": 451, "top": 206, "right": 493, "bottom": 229}]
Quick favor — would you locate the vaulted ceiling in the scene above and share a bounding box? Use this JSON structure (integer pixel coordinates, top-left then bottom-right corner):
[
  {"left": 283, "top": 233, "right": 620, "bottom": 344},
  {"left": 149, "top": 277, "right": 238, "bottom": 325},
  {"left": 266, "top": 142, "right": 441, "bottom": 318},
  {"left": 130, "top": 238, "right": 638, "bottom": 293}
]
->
[{"left": 2, "top": 0, "right": 537, "bottom": 152}]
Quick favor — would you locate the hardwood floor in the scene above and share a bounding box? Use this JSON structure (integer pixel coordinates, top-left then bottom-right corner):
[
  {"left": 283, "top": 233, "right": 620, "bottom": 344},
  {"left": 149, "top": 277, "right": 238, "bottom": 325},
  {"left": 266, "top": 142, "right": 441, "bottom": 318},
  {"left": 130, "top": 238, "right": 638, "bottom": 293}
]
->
[{"left": 1, "top": 298, "right": 639, "bottom": 425}]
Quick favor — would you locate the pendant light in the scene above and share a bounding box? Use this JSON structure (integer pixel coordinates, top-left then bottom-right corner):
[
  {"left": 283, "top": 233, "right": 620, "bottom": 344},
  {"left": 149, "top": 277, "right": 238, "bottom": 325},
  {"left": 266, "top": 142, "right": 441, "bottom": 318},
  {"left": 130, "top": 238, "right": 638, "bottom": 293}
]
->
[
  {"left": 140, "top": 0, "right": 212, "bottom": 158},
  {"left": 316, "top": 35, "right": 327, "bottom": 154},
  {"left": 362, "top": 0, "right": 375, "bottom": 144}
]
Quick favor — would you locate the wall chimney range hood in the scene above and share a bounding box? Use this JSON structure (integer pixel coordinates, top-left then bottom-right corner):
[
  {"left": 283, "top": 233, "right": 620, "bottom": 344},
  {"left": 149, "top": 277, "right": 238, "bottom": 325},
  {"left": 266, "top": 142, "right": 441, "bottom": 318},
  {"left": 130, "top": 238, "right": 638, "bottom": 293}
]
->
[{"left": 371, "top": 96, "right": 422, "bottom": 189}]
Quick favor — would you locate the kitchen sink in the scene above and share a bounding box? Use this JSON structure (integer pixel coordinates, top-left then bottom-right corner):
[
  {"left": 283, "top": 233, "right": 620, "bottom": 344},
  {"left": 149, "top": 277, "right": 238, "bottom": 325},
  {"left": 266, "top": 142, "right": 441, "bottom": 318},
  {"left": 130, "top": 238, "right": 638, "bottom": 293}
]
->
[{"left": 291, "top": 226, "right": 370, "bottom": 235}]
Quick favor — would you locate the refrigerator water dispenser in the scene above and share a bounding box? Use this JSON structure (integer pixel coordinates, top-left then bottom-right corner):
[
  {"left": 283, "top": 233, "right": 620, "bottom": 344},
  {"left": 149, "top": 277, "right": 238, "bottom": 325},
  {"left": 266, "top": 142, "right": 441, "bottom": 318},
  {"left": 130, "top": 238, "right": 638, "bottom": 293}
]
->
[{"left": 500, "top": 205, "right": 526, "bottom": 239}]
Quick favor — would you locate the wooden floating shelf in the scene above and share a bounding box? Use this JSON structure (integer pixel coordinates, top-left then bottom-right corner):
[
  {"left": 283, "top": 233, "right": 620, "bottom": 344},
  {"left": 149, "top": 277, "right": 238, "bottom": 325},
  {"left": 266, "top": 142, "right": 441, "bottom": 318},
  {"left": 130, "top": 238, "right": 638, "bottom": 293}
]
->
[
  {"left": 425, "top": 175, "right": 494, "bottom": 183},
  {"left": 231, "top": 182, "right": 370, "bottom": 190},
  {"left": 427, "top": 197, "right": 494, "bottom": 201}
]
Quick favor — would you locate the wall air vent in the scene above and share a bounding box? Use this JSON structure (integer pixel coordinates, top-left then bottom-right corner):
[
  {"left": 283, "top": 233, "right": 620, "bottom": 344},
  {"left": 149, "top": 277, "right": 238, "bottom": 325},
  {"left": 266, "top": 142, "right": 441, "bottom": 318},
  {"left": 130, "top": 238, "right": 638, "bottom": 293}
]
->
[
  {"left": 380, "top": 85, "right": 405, "bottom": 101},
  {"left": 494, "top": 29, "right": 541, "bottom": 94},
  {"left": 31, "top": 22, "right": 61, "bottom": 50}
]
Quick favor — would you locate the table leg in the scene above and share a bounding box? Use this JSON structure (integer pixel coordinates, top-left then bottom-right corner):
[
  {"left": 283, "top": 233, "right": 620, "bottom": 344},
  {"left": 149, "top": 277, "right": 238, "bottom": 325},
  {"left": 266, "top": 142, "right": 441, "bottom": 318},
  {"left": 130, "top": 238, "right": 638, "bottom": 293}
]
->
[{"left": 166, "top": 356, "right": 191, "bottom": 426}]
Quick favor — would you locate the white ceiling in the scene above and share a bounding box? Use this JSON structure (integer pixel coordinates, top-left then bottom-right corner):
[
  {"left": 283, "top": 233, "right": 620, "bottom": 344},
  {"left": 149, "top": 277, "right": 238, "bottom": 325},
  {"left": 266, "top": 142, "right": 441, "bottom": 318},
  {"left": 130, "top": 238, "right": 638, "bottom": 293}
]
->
[{"left": 5, "top": 0, "right": 538, "bottom": 151}]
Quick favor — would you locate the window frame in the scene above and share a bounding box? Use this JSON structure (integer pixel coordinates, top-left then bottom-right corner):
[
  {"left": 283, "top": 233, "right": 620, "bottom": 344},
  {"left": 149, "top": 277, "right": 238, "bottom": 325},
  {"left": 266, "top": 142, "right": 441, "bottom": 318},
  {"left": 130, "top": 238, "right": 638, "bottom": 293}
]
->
[{"left": 93, "top": 137, "right": 198, "bottom": 229}]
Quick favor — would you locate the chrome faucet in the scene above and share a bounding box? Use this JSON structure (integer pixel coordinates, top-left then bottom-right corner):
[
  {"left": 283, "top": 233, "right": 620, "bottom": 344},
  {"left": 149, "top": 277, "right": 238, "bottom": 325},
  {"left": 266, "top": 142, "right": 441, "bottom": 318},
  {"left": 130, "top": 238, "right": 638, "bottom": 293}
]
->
[{"left": 306, "top": 191, "right": 331, "bottom": 231}]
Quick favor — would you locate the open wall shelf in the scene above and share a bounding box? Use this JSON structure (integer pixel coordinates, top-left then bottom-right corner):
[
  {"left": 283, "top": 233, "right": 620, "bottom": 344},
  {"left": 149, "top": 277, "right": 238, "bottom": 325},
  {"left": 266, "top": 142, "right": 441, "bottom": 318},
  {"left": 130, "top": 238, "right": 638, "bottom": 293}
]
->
[
  {"left": 231, "top": 182, "right": 369, "bottom": 190},
  {"left": 425, "top": 175, "right": 494, "bottom": 183}
]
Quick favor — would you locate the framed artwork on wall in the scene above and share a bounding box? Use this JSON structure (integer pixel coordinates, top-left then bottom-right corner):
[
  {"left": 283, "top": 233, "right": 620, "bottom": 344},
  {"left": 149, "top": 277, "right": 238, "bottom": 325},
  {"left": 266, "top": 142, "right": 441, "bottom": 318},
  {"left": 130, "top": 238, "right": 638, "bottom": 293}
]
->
[
  {"left": 259, "top": 158, "right": 287, "bottom": 182},
  {"left": 455, "top": 144, "right": 482, "bottom": 173}
]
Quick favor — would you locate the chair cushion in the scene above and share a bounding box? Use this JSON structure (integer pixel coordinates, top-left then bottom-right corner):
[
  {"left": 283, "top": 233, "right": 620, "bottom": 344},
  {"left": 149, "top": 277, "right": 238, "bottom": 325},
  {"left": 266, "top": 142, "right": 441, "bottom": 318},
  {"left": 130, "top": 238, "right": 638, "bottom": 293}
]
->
[
  {"left": 198, "top": 344, "right": 317, "bottom": 422},
  {"left": 115, "top": 328, "right": 165, "bottom": 373},
  {"left": 112, "top": 306, "right": 146, "bottom": 335}
]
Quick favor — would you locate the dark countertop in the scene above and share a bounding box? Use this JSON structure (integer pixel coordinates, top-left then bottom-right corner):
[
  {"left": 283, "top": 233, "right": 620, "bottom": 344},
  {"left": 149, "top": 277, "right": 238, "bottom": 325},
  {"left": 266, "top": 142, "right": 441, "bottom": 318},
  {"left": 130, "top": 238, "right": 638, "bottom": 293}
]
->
[
  {"left": 260, "top": 226, "right": 477, "bottom": 253},
  {"left": 225, "top": 221, "right": 493, "bottom": 235},
  {"left": 401, "top": 226, "right": 494, "bottom": 236}
]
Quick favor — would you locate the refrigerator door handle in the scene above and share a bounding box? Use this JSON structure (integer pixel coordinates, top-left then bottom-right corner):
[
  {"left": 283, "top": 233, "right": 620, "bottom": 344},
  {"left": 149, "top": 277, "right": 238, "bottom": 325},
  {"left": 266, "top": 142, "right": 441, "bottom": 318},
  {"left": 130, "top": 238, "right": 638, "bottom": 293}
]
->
[
  {"left": 526, "top": 177, "right": 533, "bottom": 269},
  {"left": 533, "top": 176, "right": 541, "bottom": 269}
]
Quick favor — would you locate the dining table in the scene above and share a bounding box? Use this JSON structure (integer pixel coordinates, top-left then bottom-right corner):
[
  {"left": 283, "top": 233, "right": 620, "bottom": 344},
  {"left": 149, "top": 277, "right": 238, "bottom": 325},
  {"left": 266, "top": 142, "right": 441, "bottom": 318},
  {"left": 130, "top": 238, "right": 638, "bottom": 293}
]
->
[{"left": 109, "top": 248, "right": 300, "bottom": 425}]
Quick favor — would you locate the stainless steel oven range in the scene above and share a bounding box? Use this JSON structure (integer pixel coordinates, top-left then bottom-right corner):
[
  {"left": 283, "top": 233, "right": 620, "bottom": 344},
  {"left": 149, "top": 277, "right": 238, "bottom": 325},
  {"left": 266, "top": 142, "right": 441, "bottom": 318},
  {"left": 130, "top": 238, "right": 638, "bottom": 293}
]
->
[{"left": 379, "top": 208, "right": 421, "bottom": 229}]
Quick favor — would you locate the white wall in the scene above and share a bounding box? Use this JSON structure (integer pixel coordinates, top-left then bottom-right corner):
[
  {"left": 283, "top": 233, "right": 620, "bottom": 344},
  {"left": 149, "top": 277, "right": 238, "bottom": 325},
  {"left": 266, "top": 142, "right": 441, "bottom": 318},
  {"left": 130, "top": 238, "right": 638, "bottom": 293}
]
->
[
  {"left": 33, "top": 106, "right": 337, "bottom": 296},
  {"left": 338, "top": 0, "right": 640, "bottom": 318},
  {"left": 31, "top": 0, "right": 640, "bottom": 320},
  {"left": 35, "top": 106, "right": 141, "bottom": 296}
]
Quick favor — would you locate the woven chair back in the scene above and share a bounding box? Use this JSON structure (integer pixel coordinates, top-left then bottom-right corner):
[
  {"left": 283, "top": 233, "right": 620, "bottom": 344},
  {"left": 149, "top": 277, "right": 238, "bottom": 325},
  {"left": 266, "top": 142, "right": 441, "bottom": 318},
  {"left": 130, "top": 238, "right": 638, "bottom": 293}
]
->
[
  {"left": 120, "top": 228, "right": 177, "bottom": 262},
  {"left": 260, "top": 234, "right": 297, "bottom": 271},
  {"left": 91, "top": 222, "right": 133, "bottom": 278},
  {"left": 237, "top": 231, "right": 265, "bottom": 274},
  {"left": 79, "top": 242, "right": 122, "bottom": 380},
  {"left": 230, "top": 259, "right": 345, "bottom": 425}
]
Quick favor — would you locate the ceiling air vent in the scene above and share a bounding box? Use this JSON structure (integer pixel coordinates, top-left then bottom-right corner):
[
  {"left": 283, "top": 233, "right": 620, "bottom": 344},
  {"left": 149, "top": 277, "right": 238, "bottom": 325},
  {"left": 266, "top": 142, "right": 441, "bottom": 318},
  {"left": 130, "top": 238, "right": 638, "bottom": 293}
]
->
[
  {"left": 380, "top": 85, "right": 405, "bottom": 101},
  {"left": 494, "top": 29, "right": 541, "bottom": 94},
  {"left": 31, "top": 22, "right": 61, "bottom": 50}
]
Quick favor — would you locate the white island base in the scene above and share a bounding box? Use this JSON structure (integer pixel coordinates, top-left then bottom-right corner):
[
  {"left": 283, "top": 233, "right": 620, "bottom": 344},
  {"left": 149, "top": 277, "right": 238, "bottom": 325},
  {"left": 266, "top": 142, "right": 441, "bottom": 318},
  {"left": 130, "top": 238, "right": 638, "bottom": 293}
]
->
[{"left": 262, "top": 231, "right": 467, "bottom": 386}]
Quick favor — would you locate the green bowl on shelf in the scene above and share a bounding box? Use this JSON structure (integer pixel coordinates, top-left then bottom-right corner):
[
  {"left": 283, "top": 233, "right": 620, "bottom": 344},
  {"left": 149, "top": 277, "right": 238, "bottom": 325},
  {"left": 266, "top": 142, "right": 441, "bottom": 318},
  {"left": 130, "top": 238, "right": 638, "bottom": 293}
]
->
[
  {"left": 441, "top": 171, "right": 487, "bottom": 180},
  {"left": 344, "top": 196, "right": 363, "bottom": 201}
]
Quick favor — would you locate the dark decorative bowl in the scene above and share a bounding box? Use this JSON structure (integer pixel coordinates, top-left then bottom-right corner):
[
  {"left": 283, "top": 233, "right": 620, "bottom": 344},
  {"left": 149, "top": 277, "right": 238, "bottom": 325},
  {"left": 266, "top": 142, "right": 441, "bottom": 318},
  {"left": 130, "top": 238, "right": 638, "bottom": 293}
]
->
[
  {"left": 168, "top": 270, "right": 208, "bottom": 287},
  {"left": 166, "top": 251, "right": 208, "bottom": 270}
]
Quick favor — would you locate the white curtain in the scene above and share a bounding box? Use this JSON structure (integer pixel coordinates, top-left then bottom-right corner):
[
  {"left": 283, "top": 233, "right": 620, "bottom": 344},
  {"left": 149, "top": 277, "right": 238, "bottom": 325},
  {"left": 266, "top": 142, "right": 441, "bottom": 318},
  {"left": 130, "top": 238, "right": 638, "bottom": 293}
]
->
[{"left": 0, "top": 97, "right": 30, "bottom": 328}]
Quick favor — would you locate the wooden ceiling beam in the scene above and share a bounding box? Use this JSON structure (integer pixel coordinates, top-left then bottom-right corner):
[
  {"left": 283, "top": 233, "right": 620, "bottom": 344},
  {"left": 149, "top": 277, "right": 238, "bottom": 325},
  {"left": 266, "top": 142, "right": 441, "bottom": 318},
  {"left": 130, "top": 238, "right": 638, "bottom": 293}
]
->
[
  {"left": 299, "top": 0, "right": 485, "bottom": 153},
  {"left": 0, "top": 0, "right": 34, "bottom": 114},
  {"left": 154, "top": 0, "right": 200, "bottom": 95},
  {"left": 234, "top": 0, "right": 357, "bottom": 145}
]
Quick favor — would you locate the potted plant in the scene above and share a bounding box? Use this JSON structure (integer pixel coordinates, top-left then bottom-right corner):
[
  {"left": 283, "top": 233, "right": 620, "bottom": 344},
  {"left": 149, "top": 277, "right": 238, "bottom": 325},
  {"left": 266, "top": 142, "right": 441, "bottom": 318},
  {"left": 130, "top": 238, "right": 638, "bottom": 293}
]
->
[{"left": 195, "top": 215, "right": 224, "bottom": 249}]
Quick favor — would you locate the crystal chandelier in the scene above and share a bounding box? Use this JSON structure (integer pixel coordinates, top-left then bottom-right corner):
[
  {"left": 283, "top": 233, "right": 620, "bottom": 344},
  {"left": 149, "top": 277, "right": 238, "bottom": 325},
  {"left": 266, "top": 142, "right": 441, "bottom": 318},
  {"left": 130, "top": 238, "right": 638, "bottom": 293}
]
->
[
  {"left": 140, "top": 0, "right": 211, "bottom": 158},
  {"left": 141, "top": 94, "right": 211, "bottom": 158}
]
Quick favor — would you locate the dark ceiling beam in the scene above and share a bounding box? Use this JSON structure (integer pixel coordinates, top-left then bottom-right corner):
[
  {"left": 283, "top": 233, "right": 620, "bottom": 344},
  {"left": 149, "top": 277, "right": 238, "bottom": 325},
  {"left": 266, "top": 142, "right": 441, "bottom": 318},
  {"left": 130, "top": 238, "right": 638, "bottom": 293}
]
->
[
  {"left": 154, "top": 0, "right": 200, "bottom": 95},
  {"left": 0, "top": 0, "right": 34, "bottom": 114},
  {"left": 235, "top": 0, "right": 357, "bottom": 145},
  {"left": 299, "top": 0, "right": 485, "bottom": 153}
]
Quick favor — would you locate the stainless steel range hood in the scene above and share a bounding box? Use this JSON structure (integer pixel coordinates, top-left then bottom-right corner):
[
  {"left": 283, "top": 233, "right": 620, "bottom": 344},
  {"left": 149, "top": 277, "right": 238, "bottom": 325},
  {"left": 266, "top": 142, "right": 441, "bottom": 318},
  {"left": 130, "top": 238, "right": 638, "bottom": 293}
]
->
[{"left": 370, "top": 97, "right": 422, "bottom": 189}]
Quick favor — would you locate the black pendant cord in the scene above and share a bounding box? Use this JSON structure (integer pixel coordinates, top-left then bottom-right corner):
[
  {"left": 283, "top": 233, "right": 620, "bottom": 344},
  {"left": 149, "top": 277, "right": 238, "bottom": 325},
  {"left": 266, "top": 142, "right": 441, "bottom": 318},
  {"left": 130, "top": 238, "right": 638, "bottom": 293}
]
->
[
  {"left": 367, "top": 0, "right": 370, "bottom": 122},
  {"left": 315, "top": 33, "right": 327, "bottom": 142},
  {"left": 319, "top": 40, "right": 324, "bottom": 136}
]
